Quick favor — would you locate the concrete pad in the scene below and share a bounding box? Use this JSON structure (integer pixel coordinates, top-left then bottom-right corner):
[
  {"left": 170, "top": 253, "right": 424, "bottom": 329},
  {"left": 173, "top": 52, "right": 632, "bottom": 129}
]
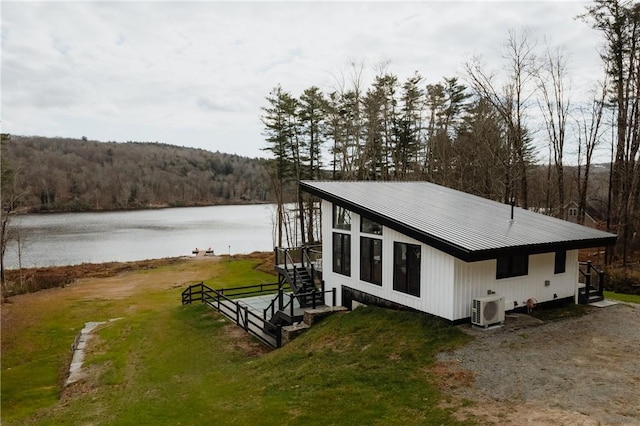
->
[{"left": 590, "top": 299, "right": 619, "bottom": 308}]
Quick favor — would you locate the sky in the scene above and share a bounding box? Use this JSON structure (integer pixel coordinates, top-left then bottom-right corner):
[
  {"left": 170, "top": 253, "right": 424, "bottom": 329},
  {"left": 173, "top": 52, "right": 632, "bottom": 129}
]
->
[{"left": 1, "top": 1, "right": 609, "bottom": 162}]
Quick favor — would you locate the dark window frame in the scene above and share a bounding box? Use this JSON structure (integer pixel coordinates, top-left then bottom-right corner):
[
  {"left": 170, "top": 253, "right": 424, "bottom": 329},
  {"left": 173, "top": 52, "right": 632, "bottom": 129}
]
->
[
  {"left": 554, "top": 250, "right": 567, "bottom": 274},
  {"left": 393, "top": 242, "right": 421, "bottom": 297},
  {"left": 332, "top": 232, "right": 351, "bottom": 276},
  {"left": 496, "top": 254, "right": 529, "bottom": 279},
  {"left": 360, "top": 237, "right": 382, "bottom": 286}
]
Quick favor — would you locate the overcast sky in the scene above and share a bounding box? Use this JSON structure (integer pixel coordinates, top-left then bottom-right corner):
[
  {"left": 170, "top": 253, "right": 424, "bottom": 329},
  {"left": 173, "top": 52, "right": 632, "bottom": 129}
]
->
[{"left": 2, "top": 1, "right": 608, "bottom": 162}]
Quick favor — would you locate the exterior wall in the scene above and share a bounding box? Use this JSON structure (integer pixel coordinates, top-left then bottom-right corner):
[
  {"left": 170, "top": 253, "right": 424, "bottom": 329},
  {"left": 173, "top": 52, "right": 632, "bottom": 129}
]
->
[
  {"left": 321, "top": 200, "right": 580, "bottom": 322},
  {"left": 452, "top": 250, "right": 579, "bottom": 320},
  {"left": 321, "top": 200, "right": 456, "bottom": 320}
]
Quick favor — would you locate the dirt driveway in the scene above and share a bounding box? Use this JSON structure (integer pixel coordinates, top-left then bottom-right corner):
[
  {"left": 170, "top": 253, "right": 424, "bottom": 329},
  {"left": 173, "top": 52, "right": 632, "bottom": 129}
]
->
[{"left": 438, "top": 302, "right": 640, "bottom": 425}]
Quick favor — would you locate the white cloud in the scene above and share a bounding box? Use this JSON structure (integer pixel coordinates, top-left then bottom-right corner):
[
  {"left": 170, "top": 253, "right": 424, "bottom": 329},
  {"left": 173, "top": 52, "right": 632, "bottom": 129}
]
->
[{"left": 1, "top": 1, "right": 608, "bottom": 161}]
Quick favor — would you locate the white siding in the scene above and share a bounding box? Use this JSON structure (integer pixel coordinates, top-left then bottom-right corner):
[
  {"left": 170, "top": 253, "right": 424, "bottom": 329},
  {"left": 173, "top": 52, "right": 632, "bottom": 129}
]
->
[
  {"left": 452, "top": 250, "right": 579, "bottom": 320},
  {"left": 321, "top": 200, "right": 580, "bottom": 322},
  {"left": 321, "top": 200, "right": 457, "bottom": 320}
]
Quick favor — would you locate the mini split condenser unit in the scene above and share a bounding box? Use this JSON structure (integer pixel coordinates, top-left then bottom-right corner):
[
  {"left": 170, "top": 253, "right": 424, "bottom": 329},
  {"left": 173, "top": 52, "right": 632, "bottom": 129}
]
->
[{"left": 472, "top": 295, "right": 505, "bottom": 327}]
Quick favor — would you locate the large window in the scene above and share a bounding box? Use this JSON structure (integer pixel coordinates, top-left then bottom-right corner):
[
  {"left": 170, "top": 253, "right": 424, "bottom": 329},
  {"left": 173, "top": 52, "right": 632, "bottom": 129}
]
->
[
  {"left": 554, "top": 250, "right": 566, "bottom": 274},
  {"left": 496, "top": 254, "right": 529, "bottom": 279},
  {"left": 360, "top": 237, "right": 382, "bottom": 285},
  {"left": 393, "top": 242, "right": 421, "bottom": 297},
  {"left": 333, "top": 205, "right": 351, "bottom": 230},
  {"left": 333, "top": 232, "right": 351, "bottom": 276},
  {"left": 361, "top": 217, "right": 382, "bottom": 235}
]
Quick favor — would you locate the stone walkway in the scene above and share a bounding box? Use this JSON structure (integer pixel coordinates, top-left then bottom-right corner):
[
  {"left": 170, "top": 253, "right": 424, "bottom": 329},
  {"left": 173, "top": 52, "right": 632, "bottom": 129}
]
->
[{"left": 66, "top": 318, "right": 121, "bottom": 386}]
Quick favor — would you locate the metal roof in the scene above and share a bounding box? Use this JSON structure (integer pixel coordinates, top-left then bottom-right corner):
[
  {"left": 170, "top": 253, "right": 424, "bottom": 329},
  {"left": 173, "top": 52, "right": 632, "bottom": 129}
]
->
[{"left": 300, "top": 180, "right": 617, "bottom": 262}]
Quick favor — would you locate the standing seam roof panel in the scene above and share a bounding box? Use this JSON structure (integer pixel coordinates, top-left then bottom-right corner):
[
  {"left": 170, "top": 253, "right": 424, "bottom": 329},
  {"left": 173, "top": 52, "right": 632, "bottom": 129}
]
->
[{"left": 301, "top": 181, "right": 616, "bottom": 259}]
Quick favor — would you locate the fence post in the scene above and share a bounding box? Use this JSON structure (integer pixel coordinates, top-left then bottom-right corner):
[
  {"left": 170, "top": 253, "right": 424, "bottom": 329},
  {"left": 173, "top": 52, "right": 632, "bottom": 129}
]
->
[
  {"left": 312, "top": 289, "right": 317, "bottom": 309},
  {"left": 332, "top": 287, "right": 336, "bottom": 307},
  {"left": 586, "top": 261, "right": 592, "bottom": 295},
  {"left": 290, "top": 293, "right": 294, "bottom": 318},
  {"left": 243, "top": 306, "right": 249, "bottom": 331},
  {"left": 276, "top": 324, "right": 282, "bottom": 348}
]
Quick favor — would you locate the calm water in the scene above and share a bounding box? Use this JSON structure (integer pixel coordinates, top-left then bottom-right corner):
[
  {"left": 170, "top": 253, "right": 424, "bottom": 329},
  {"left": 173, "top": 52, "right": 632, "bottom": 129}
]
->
[{"left": 4, "top": 204, "right": 277, "bottom": 269}]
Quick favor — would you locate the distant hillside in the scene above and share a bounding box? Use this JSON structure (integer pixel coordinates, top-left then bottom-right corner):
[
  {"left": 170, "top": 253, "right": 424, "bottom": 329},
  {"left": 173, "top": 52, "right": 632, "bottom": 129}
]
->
[{"left": 2, "top": 136, "right": 274, "bottom": 212}]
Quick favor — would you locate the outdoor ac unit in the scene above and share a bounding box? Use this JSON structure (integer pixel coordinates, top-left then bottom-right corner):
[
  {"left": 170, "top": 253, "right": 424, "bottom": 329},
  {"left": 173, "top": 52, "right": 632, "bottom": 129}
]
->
[{"left": 472, "top": 295, "right": 505, "bottom": 327}]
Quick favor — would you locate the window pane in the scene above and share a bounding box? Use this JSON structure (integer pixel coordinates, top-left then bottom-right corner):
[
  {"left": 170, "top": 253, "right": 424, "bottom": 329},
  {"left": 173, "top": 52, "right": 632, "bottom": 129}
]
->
[
  {"left": 394, "top": 242, "right": 420, "bottom": 295},
  {"left": 496, "top": 254, "right": 528, "bottom": 279},
  {"left": 372, "top": 239, "right": 382, "bottom": 285},
  {"left": 393, "top": 242, "right": 406, "bottom": 292},
  {"left": 333, "top": 233, "right": 342, "bottom": 273},
  {"left": 496, "top": 257, "right": 510, "bottom": 279},
  {"left": 333, "top": 232, "right": 351, "bottom": 276},
  {"left": 513, "top": 255, "right": 528, "bottom": 276},
  {"left": 343, "top": 234, "right": 351, "bottom": 276},
  {"left": 407, "top": 245, "right": 421, "bottom": 297},
  {"left": 333, "top": 205, "right": 351, "bottom": 230},
  {"left": 554, "top": 250, "right": 566, "bottom": 274},
  {"left": 361, "top": 217, "right": 382, "bottom": 235},
  {"left": 361, "top": 237, "right": 382, "bottom": 285},
  {"left": 360, "top": 238, "right": 371, "bottom": 282}
]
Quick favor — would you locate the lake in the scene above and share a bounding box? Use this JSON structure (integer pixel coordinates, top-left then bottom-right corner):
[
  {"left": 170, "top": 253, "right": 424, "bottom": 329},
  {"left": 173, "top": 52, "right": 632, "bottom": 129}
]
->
[{"left": 4, "top": 204, "right": 278, "bottom": 269}]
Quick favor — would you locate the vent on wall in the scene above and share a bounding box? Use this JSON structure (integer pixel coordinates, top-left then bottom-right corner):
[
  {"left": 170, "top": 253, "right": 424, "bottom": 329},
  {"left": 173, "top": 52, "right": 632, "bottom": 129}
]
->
[{"left": 471, "top": 295, "right": 505, "bottom": 327}]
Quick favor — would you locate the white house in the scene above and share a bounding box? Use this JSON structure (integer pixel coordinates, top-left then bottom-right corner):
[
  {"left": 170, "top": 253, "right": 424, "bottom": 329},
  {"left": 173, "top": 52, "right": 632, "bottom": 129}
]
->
[{"left": 300, "top": 181, "right": 617, "bottom": 324}]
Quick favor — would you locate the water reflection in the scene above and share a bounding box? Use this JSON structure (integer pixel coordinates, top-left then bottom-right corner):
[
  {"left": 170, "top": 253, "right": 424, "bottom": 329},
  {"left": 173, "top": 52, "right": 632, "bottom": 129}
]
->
[{"left": 5, "top": 204, "right": 276, "bottom": 268}]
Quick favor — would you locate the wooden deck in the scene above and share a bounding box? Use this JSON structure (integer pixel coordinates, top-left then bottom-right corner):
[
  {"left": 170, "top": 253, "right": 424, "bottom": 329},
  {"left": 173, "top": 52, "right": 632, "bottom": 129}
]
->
[{"left": 192, "top": 249, "right": 215, "bottom": 257}]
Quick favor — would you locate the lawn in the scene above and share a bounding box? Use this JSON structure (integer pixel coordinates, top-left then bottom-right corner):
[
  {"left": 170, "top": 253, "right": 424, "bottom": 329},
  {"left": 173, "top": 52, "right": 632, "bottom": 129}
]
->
[
  {"left": 604, "top": 290, "right": 640, "bottom": 304},
  {"left": 1, "top": 255, "right": 472, "bottom": 425}
]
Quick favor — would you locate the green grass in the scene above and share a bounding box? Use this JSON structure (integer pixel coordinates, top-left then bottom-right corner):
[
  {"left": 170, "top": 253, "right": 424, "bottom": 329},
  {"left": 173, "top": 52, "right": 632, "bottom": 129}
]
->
[
  {"left": 604, "top": 290, "right": 640, "bottom": 304},
  {"left": 2, "top": 257, "right": 472, "bottom": 425},
  {"left": 202, "top": 259, "right": 277, "bottom": 288}
]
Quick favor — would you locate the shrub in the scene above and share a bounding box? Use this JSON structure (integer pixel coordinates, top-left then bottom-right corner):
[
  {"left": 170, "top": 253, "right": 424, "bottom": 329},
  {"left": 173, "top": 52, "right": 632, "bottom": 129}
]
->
[
  {"left": 605, "top": 266, "right": 640, "bottom": 295},
  {"left": 4, "top": 268, "right": 77, "bottom": 296}
]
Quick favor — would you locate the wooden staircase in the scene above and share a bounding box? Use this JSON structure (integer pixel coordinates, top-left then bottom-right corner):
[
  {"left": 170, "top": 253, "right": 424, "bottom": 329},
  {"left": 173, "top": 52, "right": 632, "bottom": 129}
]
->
[
  {"left": 281, "top": 265, "right": 324, "bottom": 307},
  {"left": 577, "top": 261, "right": 605, "bottom": 304},
  {"left": 275, "top": 246, "right": 324, "bottom": 308}
]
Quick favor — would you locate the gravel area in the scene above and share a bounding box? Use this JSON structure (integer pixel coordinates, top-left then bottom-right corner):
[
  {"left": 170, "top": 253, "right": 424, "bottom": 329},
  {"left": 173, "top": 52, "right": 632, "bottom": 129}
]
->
[{"left": 437, "top": 302, "right": 640, "bottom": 425}]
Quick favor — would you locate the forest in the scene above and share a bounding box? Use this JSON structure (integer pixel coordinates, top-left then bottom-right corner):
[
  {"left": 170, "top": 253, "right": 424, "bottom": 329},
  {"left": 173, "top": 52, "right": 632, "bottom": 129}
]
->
[
  {"left": 262, "top": 1, "right": 639, "bottom": 264},
  {"left": 1, "top": 135, "right": 274, "bottom": 212}
]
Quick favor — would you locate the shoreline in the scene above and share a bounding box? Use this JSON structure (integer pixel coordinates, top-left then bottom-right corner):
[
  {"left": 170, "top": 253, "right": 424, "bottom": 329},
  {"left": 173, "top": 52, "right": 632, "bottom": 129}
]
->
[
  {"left": 2, "top": 251, "right": 274, "bottom": 298},
  {"left": 13, "top": 200, "right": 273, "bottom": 216}
]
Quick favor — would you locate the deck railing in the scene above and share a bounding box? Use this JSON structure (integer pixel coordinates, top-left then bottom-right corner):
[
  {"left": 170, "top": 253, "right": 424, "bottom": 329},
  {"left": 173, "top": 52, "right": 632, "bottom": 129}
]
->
[
  {"left": 182, "top": 282, "right": 282, "bottom": 348},
  {"left": 263, "top": 287, "right": 337, "bottom": 321},
  {"left": 275, "top": 244, "right": 323, "bottom": 287},
  {"left": 181, "top": 281, "right": 282, "bottom": 304}
]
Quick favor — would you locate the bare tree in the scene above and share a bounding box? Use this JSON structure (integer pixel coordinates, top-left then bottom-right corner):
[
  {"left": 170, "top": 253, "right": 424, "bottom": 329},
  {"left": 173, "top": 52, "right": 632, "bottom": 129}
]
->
[
  {"left": 328, "top": 62, "right": 365, "bottom": 180},
  {"left": 1, "top": 134, "right": 28, "bottom": 299},
  {"left": 536, "top": 42, "right": 571, "bottom": 218},
  {"left": 582, "top": 0, "right": 640, "bottom": 264},
  {"left": 575, "top": 77, "right": 609, "bottom": 225},
  {"left": 465, "top": 29, "right": 538, "bottom": 207}
]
